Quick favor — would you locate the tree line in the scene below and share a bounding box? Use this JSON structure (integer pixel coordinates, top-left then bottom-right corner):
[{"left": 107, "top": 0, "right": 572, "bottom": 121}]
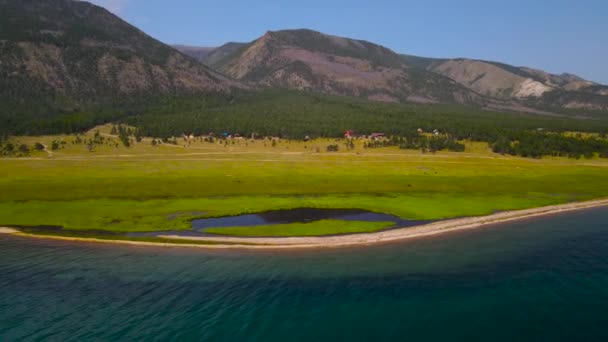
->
[
  {"left": 2, "top": 90, "right": 608, "bottom": 159},
  {"left": 364, "top": 135, "right": 465, "bottom": 153},
  {"left": 489, "top": 131, "right": 608, "bottom": 159}
]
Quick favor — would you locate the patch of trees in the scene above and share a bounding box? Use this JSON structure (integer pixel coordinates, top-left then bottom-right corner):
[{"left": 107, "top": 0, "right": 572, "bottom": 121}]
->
[
  {"left": 344, "top": 140, "right": 355, "bottom": 150},
  {"left": 34, "top": 142, "right": 45, "bottom": 151},
  {"left": 488, "top": 131, "right": 608, "bottom": 159},
  {"left": 364, "top": 135, "right": 465, "bottom": 153},
  {"left": 162, "top": 137, "right": 178, "bottom": 145},
  {"left": 1, "top": 142, "right": 30, "bottom": 157},
  {"left": 51, "top": 140, "right": 67, "bottom": 150},
  {"left": 326, "top": 144, "right": 339, "bottom": 152},
  {"left": 113, "top": 124, "right": 134, "bottom": 147}
]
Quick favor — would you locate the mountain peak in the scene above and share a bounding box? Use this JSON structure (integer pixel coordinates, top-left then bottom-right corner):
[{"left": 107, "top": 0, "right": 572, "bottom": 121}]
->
[
  {"left": 0, "top": 0, "right": 238, "bottom": 120},
  {"left": 208, "top": 29, "right": 478, "bottom": 105}
]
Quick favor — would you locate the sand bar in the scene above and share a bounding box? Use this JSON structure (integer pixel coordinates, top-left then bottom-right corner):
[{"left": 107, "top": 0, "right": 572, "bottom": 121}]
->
[
  {"left": 0, "top": 227, "right": 18, "bottom": 234},
  {"left": 5, "top": 198, "right": 608, "bottom": 249},
  {"left": 156, "top": 198, "right": 608, "bottom": 248}
]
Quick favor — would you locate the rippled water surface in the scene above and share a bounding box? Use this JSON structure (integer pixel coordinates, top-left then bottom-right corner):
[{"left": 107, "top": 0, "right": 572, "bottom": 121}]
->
[{"left": 2, "top": 207, "right": 608, "bottom": 341}]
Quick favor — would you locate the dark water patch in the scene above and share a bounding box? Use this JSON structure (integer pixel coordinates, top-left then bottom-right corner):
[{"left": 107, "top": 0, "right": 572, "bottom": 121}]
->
[
  {"left": 10, "top": 225, "right": 65, "bottom": 231},
  {"left": 191, "top": 208, "right": 425, "bottom": 231},
  {"left": 128, "top": 208, "right": 432, "bottom": 237}
]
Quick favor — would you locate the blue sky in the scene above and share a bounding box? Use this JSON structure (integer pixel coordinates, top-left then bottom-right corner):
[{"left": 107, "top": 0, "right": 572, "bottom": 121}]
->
[{"left": 90, "top": 0, "right": 608, "bottom": 84}]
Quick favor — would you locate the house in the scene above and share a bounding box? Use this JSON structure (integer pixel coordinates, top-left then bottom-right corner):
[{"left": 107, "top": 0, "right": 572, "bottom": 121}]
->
[
  {"left": 370, "top": 132, "right": 386, "bottom": 140},
  {"left": 345, "top": 130, "right": 355, "bottom": 139}
]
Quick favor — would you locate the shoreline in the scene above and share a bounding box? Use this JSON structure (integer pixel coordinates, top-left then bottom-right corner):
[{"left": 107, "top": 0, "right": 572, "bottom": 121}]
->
[{"left": 2, "top": 198, "right": 608, "bottom": 249}]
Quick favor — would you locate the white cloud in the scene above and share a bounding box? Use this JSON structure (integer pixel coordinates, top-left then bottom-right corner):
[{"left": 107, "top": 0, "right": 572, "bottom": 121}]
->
[{"left": 88, "top": 0, "right": 131, "bottom": 14}]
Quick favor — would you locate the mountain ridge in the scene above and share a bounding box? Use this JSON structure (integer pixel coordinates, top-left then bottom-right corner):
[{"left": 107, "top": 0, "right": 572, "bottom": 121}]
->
[
  {"left": 197, "top": 28, "right": 607, "bottom": 112},
  {"left": 204, "top": 29, "right": 484, "bottom": 105}
]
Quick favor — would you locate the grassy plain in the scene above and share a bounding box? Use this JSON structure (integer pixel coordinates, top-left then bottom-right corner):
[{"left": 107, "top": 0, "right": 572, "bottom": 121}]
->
[
  {"left": 205, "top": 220, "right": 395, "bottom": 237},
  {"left": 1, "top": 125, "right": 608, "bottom": 235}
]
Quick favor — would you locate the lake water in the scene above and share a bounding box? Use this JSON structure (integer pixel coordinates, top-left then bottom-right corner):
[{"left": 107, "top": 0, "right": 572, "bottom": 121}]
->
[
  {"left": 189, "top": 208, "right": 427, "bottom": 235},
  {"left": 1, "top": 207, "right": 608, "bottom": 341}
]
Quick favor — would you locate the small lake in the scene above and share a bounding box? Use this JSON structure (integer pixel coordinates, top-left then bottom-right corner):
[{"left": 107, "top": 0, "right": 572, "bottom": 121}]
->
[
  {"left": 191, "top": 208, "right": 424, "bottom": 232},
  {"left": 128, "top": 208, "right": 429, "bottom": 237}
]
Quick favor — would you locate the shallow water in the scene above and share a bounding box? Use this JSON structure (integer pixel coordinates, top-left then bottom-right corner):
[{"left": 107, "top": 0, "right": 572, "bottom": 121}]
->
[{"left": 2, "top": 207, "right": 608, "bottom": 341}]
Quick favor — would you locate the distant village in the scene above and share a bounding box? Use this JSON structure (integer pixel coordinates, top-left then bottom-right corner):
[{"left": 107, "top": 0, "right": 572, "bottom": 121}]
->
[{"left": 175, "top": 128, "right": 442, "bottom": 144}]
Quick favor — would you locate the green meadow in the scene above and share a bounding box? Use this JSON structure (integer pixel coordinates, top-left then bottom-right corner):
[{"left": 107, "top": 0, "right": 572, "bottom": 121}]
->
[
  {"left": 1, "top": 128, "right": 608, "bottom": 236},
  {"left": 205, "top": 220, "right": 396, "bottom": 237}
]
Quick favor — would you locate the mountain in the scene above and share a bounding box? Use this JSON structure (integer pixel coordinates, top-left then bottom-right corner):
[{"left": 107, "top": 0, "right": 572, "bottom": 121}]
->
[
  {"left": 208, "top": 29, "right": 607, "bottom": 112},
  {"left": 208, "top": 29, "right": 482, "bottom": 105},
  {"left": 400, "top": 55, "right": 608, "bottom": 111},
  {"left": 0, "top": 0, "right": 237, "bottom": 110}
]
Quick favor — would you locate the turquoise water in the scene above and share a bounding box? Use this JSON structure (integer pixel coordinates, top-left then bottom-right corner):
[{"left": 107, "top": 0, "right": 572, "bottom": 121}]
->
[{"left": 1, "top": 207, "right": 608, "bottom": 341}]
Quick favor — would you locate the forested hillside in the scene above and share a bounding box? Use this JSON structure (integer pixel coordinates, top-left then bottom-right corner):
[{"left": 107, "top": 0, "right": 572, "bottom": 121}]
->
[{"left": 121, "top": 90, "right": 608, "bottom": 138}]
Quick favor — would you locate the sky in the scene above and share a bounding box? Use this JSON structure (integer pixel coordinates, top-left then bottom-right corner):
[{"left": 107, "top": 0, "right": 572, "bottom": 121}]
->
[{"left": 89, "top": 0, "right": 608, "bottom": 84}]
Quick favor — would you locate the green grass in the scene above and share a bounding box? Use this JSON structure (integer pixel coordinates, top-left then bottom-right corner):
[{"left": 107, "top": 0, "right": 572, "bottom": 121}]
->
[
  {"left": 1, "top": 132, "right": 608, "bottom": 235},
  {"left": 205, "top": 220, "right": 396, "bottom": 237}
]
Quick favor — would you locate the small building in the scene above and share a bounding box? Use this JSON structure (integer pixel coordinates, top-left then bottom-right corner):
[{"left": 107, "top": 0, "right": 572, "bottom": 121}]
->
[
  {"left": 370, "top": 132, "right": 386, "bottom": 140},
  {"left": 345, "top": 130, "right": 355, "bottom": 139}
]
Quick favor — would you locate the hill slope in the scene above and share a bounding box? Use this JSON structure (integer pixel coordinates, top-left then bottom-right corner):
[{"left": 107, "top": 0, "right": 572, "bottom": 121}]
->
[
  {"left": 400, "top": 54, "right": 608, "bottom": 111},
  {"left": 0, "top": 0, "right": 236, "bottom": 112}
]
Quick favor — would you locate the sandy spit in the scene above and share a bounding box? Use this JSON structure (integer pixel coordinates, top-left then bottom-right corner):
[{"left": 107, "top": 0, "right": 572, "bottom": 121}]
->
[
  {"left": 0, "top": 227, "right": 18, "bottom": 234},
  {"left": 4, "top": 198, "right": 608, "bottom": 250}
]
